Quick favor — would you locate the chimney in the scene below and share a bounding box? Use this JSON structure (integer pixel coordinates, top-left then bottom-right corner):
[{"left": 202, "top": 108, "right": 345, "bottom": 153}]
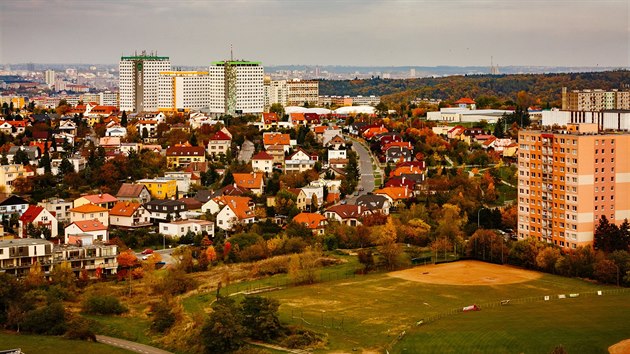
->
[{"left": 358, "top": 205, "right": 362, "bottom": 214}]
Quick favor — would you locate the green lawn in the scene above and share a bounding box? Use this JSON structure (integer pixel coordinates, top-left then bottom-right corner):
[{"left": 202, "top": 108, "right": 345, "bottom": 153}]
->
[
  {"left": 84, "top": 314, "right": 152, "bottom": 344},
  {"left": 259, "top": 262, "right": 628, "bottom": 353},
  {"left": 394, "top": 293, "right": 630, "bottom": 354},
  {"left": 0, "top": 332, "right": 133, "bottom": 354}
]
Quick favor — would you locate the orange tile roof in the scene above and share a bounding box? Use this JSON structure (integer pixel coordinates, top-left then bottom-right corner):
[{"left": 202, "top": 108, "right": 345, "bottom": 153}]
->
[
  {"left": 263, "top": 133, "right": 291, "bottom": 146},
  {"left": 455, "top": 97, "right": 476, "bottom": 105},
  {"left": 262, "top": 112, "right": 278, "bottom": 123},
  {"left": 290, "top": 113, "right": 305, "bottom": 121},
  {"left": 215, "top": 196, "right": 255, "bottom": 220},
  {"left": 293, "top": 212, "right": 327, "bottom": 230},
  {"left": 233, "top": 173, "right": 263, "bottom": 190},
  {"left": 374, "top": 186, "right": 410, "bottom": 200},
  {"left": 363, "top": 126, "right": 388, "bottom": 139},
  {"left": 70, "top": 203, "right": 108, "bottom": 213},
  {"left": 313, "top": 126, "right": 327, "bottom": 134},
  {"left": 72, "top": 219, "right": 107, "bottom": 232},
  {"left": 109, "top": 201, "right": 142, "bottom": 217},
  {"left": 390, "top": 165, "right": 424, "bottom": 177}
]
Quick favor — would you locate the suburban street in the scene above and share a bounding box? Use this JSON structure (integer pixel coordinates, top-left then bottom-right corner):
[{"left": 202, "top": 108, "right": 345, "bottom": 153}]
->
[
  {"left": 135, "top": 247, "right": 175, "bottom": 266},
  {"left": 346, "top": 137, "right": 379, "bottom": 203},
  {"left": 96, "top": 335, "right": 173, "bottom": 354}
]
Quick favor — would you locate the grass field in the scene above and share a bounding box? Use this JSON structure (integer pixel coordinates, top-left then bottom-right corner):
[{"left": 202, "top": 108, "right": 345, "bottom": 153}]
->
[
  {"left": 261, "top": 260, "right": 630, "bottom": 353},
  {"left": 0, "top": 332, "right": 134, "bottom": 354}
]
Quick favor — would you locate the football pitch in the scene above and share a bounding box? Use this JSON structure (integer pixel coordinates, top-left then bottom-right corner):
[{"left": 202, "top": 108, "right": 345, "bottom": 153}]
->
[{"left": 264, "top": 260, "right": 630, "bottom": 353}]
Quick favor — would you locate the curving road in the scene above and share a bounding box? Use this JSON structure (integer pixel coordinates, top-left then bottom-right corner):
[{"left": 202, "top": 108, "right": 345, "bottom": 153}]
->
[{"left": 96, "top": 335, "right": 173, "bottom": 354}]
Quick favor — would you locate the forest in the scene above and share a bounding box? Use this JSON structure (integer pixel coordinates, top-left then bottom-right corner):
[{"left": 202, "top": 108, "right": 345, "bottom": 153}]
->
[{"left": 318, "top": 70, "right": 630, "bottom": 107}]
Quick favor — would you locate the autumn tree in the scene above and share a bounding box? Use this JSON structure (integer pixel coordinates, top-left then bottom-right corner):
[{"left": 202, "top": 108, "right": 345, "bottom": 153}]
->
[
  {"left": 201, "top": 297, "right": 245, "bottom": 353},
  {"left": 467, "top": 229, "right": 509, "bottom": 264},
  {"left": 375, "top": 217, "right": 406, "bottom": 270},
  {"left": 430, "top": 237, "right": 452, "bottom": 262},
  {"left": 535, "top": 247, "right": 562, "bottom": 273},
  {"left": 24, "top": 262, "right": 46, "bottom": 288}
]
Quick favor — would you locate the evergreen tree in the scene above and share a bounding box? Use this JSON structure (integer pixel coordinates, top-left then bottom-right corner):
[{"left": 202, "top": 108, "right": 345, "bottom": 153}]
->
[
  {"left": 221, "top": 170, "right": 234, "bottom": 187},
  {"left": 189, "top": 131, "right": 198, "bottom": 146},
  {"left": 58, "top": 157, "right": 75, "bottom": 175},
  {"left": 39, "top": 151, "right": 52, "bottom": 174},
  {"left": 121, "top": 111, "right": 128, "bottom": 127}
]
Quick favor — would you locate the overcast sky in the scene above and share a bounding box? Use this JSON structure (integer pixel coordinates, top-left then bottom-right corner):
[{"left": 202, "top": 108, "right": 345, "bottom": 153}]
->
[{"left": 1, "top": 0, "right": 628, "bottom": 67}]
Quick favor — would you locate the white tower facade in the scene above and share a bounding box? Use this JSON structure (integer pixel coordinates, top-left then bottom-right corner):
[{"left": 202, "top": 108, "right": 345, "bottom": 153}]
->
[{"left": 119, "top": 53, "right": 171, "bottom": 112}]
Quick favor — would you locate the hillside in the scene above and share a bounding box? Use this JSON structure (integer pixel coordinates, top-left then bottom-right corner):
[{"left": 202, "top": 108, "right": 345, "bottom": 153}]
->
[{"left": 318, "top": 70, "right": 630, "bottom": 106}]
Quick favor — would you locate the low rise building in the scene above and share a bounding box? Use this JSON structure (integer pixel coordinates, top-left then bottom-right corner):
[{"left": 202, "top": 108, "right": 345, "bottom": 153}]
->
[{"left": 159, "top": 219, "right": 214, "bottom": 239}]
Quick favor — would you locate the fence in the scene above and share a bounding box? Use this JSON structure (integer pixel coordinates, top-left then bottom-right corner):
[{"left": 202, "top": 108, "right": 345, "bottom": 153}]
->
[
  {"left": 289, "top": 309, "right": 345, "bottom": 330},
  {"left": 385, "top": 287, "right": 630, "bottom": 352}
]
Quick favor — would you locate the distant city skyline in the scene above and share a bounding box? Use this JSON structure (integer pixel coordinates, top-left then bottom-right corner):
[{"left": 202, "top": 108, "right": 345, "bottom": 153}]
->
[{"left": 1, "top": 0, "right": 628, "bottom": 67}]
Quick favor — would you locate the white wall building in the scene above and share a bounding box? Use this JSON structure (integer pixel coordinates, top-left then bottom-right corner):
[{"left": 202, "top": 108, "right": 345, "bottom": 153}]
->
[
  {"left": 159, "top": 219, "right": 214, "bottom": 239},
  {"left": 119, "top": 53, "right": 171, "bottom": 112},
  {"left": 158, "top": 71, "right": 212, "bottom": 111},
  {"left": 541, "top": 109, "right": 630, "bottom": 130},
  {"left": 208, "top": 60, "right": 264, "bottom": 115}
]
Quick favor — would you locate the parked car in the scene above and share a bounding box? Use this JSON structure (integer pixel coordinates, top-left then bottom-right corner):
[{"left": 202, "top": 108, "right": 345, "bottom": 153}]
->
[{"left": 141, "top": 249, "right": 154, "bottom": 255}]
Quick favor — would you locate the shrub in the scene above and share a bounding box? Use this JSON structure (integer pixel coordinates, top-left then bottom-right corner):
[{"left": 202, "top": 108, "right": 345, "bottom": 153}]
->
[
  {"left": 279, "top": 327, "right": 325, "bottom": 349},
  {"left": 152, "top": 268, "right": 198, "bottom": 296},
  {"left": 65, "top": 316, "right": 96, "bottom": 341},
  {"left": 22, "top": 302, "right": 67, "bottom": 335},
  {"left": 150, "top": 300, "right": 176, "bottom": 333},
  {"left": 82, "top": 295, "right": 128, "bottom": 315},
  {"left": 254, "top": 255, "right": 290, "bottom": 276}
]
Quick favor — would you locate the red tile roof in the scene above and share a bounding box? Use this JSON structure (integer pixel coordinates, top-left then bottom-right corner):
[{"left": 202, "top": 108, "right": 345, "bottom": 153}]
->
[
  {"left": 19, "top": 205, "right": 45, "bottom": 223},
  {"left": 326, "top": 204, "right": 364, "bottom": 219},
  {"left": 116, "top": 184, "right": 148, "bottom": 198},
  {"left": 210, "top": 130, "right": 232, "bottom": 141},
  {"left": 252, "top": 151, "right": 274, "bottom": 160},
  {"left": 72, "top": 219, "right": 107, "bottom": 232},
  {"left": 455, "top": 97, "right": 476, "bottom": 104},
  {"left": 81, "top": 193, "right": 118, "bottom": 204}
]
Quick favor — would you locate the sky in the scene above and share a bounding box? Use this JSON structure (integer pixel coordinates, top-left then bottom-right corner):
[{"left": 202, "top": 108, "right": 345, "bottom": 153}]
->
[{"left": 0, "top": 0, "right": 629, "bottom": 67}]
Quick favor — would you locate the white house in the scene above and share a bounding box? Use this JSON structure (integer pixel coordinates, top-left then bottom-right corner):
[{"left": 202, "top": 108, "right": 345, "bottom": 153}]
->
[
  {"left": 284, "top": 148, "right": 318, "bottom": 174},
  {"left": 18, "top": 205, "right": 58, "bottom": 239},
  {"left": 105, "top": 126, "right": 127, "bottom": 137},
  {"left": 64, "top": 219, "right": 109, "bottom": 244},
  {"left": 215, "top": 196, "right": 256, "bottom": 231},
  {"left": 109, "top": 201, "right": 151, "bottom": 228},
  {"left": 327, "top": 149, "right": 347, "bottom": 161},
  {"left": 251, "top": 151, "right": 274, "bottom": 173},
  {"left": 159, "top": 219, "right": 214, "bottom": 239}
]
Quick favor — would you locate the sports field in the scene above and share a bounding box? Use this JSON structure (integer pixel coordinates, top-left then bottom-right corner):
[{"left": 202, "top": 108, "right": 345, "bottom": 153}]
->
[{"left": 263, "top": 260, "right": 630, "bottom": 353}]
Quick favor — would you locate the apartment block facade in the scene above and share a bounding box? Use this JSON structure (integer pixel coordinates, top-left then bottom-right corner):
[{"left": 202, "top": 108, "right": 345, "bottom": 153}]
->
[
  {"left": 562, "top": 88, "right": 630, "bottom": 111},
  {"left": 119, "top": 53, "right": 171, "bottom": 112},
  {"left": 208, "top": 60, "right": 264, "bottom": 115},
  {"left": 158, "top": 71, "right": 211, "bottom": 111},
  {"left": 517, "top": 123, "right": 630, "bottom": 249}
]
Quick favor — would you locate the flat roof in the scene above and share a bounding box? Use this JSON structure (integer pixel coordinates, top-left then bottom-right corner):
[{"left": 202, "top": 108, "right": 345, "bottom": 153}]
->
[
  {"left": 211, "top": 61, "right": 261, "bottom": 66},
  {"left": 0, "top": 238, "right": 51, "bottom": 246},
  {"left": 121, "top": 56, "right": 170, "bottom": 60}
]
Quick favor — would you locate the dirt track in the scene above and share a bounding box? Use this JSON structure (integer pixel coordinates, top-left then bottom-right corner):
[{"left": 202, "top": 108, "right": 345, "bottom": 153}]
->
[{"left": 388, "top": 260, "right": 542, "bottom": 286}]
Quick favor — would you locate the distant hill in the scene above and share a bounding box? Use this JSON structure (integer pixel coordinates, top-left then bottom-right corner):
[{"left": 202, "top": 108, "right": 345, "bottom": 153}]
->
[{"left": 318, "top": 70, "right": 630, "bottom": 106}]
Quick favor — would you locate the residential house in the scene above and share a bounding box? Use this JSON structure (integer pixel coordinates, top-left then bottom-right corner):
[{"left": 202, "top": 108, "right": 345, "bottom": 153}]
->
[
  {"left": 216, "top": 196, "right": 256, "bottom": 231},
  {"left": 266, "top": 145, "right": 285, "bottom": 167},
  {"left": 390, "top": 165, "right": 424, "bottom": 178},
  {"left": 289, "top": 113, "right": 306, "bottom": 127},
  {"left": 251, "top": 151, "right": 274, "bottom": 173},
  {"left": 363, "top": 126, "right": 388, "bottom": 140},
  {"left": 8, "top": 146, "right": 39, "bottom": 165},
  {"left": 143, "top": 199, "right": 187, "bottom": 223},
  {"left": 285, "top": 148, "right": 318, "bottom": 174},
  {"left": 374, "top": 187, "right": 411, "bottom": 207},
  {"left": 0, "top": 238, "right": 54, "bottom": 276},
  {"left": 324, "top": 204, "right": 365, "bottom": 227},
  {"left": 327, "top": 148, "right": 347, "bottom": 162},
  {"left": 137, "top": 178, "right": 178, "bottom": 199},
  {"left": 292, "top": 212, "right": 327, "bottom": 235},
  {"left": 54, "top": 242, "right": 118, "bottom": 277},
  {"left": 159, "top": 219, "right": 214, "bottom": 239},
  {"left": 109, "top": 201, "right": 151, "bottom": 228},
  {"left": 116, "top": 183, "right": 152, "bottom": 204},
  {"left": 0, "top": 195, "right": 29, "bottom": 222},
  {"left": 328, "top": 158, "right": 348, "bottom": 170},
  {"left": 0, "top": 121, "right": 13, "bottom": 135},
  {"left": 137, "top": 119, "right": 159, "bottom": 139},
  {"left": 164, "top": 171, "right": 197, "bottom": 197},
  {"left": 166, "top": 145, "right": 206, "bottom": 169},
  {"left": 18, "top": 205, "right": 58, "bottom": 239},
  {"left": 322, "top": 129, "right": 343, "bottom": 146},
  {"left": 301, "top": 185, "right": 324, "bottom": 211},
  {"left": 324, "top": 135, "right": 346, "bottom": 150},
  {"left": 7, "top": 120, "right": 28, "bottom": 136},
  {"left": 261, "top": 112, "right": 279, "bottom": 130},
  {"left": 207, "top": 129, "right": 232, "bottom": 157},
  {"left": 178, "top": 197, "right": 203, "bottom": 212},
  {"left": 263, "top": 132, "right": 293, "bottom": 152},
  {"left": 105, "top": 126, "right": 127, "bottom": 137},
  {"left": 37, "top": 198, "right": 73, "bottom": 223},
  {"left": 233, "top": 172, "right": 265, "bottom": 196},
  {"left": 73, "top": 193, "right": 118, "bottom": 209},
  {"left": 319, "top": 166, "right": 346, "bottom": 179},
  {"left": 447, "top": 125, "right": 466, "bottom": 140},
  {"left": 0, "top": 165, "right": 35, "bottom": 193},
  {"left": 64, "top": 219, "right": 109, "bottom": 244},
  {"left": 69, "top": 203, "right": 109, "bottom": 226},
  {"left": 384, "top": 143, "right": 414, "bottom": 164},
  {"left": 356, "top": 194, "right": 391, "bottom": 215},
  {"left": 304, "top": 113, "right": 321, "bottom": 126}
]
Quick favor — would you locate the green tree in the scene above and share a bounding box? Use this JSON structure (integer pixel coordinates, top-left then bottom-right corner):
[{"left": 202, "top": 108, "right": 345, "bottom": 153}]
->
[
  {"left": 269, "top": 103, "right": 285, "bottom": 118},
  {"left": 58, "top": 157, "right": 75, "bottom": 175},
  {"left": 201, "top": 297, "right": 245, "bottom": 353},
  {"left": 121, "top": 110, "right": 128, "bottom": 127},
  {"left": 240, "top": 296, "right": 282, "bottom": 341},
  {"left": 222, "top": 170, "right": 234, "bottom": 187}
]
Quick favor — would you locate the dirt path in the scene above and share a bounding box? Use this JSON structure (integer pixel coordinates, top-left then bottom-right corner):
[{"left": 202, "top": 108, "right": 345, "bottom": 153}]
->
[
  {"left": 388, "top": 260, "right": 542, "bottom": 286},
  {"left": 609, "top": 339, "right": 630, "bottom": 354}
]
